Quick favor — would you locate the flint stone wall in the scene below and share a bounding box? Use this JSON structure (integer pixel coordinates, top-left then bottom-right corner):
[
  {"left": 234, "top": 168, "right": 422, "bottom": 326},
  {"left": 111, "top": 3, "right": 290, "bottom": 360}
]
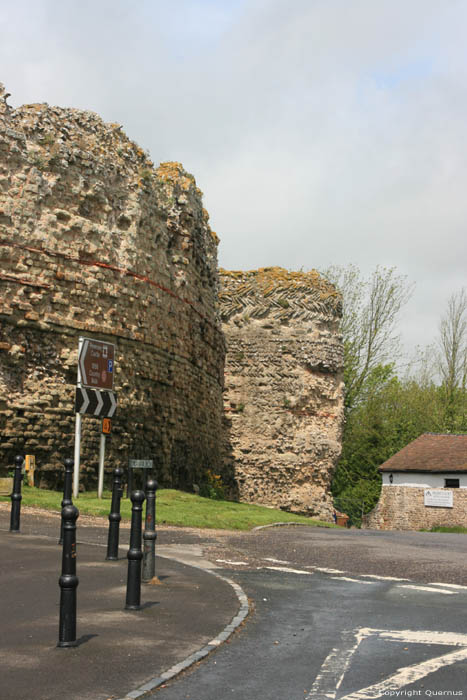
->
[
  {"left": 365, "top": 485, "right": 467, "bottom": 530},
  {"left": 219, "top": 268, "right": 344, "bottom": 520},
  {"left": 0, "top": 84, "right": 224, "bottom": 489}
]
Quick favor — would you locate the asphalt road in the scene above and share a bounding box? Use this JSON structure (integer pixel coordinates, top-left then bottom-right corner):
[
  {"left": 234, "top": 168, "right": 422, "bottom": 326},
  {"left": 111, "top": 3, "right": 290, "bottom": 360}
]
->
[
  {"left": 147, "top": 525, "right": 467, "bottom": 700},
  {"left": 147, "top": 567, "right": 467, "bottom": 699},
  {"left": 2, "top": 505, "right": 467, "bottom": 699}
]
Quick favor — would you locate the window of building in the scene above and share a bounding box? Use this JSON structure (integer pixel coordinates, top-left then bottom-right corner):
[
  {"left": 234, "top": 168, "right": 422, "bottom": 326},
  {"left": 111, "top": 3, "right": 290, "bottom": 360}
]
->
[{"left": 444, "top": 478, "right": 460, "bottom": 488}]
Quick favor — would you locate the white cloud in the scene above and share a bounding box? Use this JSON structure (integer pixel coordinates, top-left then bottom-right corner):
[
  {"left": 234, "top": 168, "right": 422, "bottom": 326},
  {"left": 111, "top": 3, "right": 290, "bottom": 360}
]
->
[{"left": 1, "top": 0, "right": 466, "bottom": 354}]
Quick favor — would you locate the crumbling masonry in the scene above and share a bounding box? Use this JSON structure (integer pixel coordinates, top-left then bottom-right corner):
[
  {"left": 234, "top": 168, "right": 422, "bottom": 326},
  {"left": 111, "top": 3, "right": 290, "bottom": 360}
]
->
[{"left": 0, "top": 84, "right": 343, "bottom": 518}]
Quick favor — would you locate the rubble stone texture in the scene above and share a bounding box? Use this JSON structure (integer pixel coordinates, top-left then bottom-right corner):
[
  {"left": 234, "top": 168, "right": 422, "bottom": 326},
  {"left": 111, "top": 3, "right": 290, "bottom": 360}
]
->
[
  {"left": 365, "top": 486, "right": 467, "bottom": 530},
  {"left": 0, "top": 83, "right": 344, "bottom": 514},
  {"left": 219, "top": 268, "right": 344, "bottom": 519},
  {"left": 0, "top": 83, "right": 224, "bottom": 489}
]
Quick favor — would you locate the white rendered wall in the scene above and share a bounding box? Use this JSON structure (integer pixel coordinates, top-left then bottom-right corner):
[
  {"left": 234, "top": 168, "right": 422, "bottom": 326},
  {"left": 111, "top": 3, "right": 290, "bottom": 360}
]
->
[{"left": 382, "top": 472, "right": 467, "bottom": 488}]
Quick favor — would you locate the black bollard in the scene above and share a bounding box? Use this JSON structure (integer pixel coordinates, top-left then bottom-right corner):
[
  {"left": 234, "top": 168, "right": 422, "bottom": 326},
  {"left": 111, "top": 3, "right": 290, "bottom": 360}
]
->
[
  {"left": 59, "top": 458, "right": 74, "bottom": 545},
  {"left": 125, "top": 490, "right": 145, "bottom": 610},
  {"left": 106, "top": 466, "right": 124, "bottom": 561},
  {"left": 57, "top": 504, "right": 79, "bottom": 647},
  {"left": 142, "top": 479, "right": 158, "bottom": 582},
  {"left": 9, "top": 455, "right": 24, "bottom": 533}
]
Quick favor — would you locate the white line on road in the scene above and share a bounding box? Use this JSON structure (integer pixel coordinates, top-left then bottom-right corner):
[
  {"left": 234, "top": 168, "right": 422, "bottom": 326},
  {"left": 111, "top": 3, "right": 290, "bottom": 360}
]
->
[
  {"left": 215, "top": 559, "right": 248, "bottom": 566},
  {"left": 339, "top": 647, "right": 467, "bottom": 699},
  {"left": 428, "top": 581, "right": 467, "bottom": 590},
  {"left": 329, "top": 576, "right": 376, "bottom": 585},
  {"left": 263, "top": 557, "right": 290, "bottom": 564},
  {"left": 358, "top": 573, "right": 410, "bottom": 582},
  {"left": 264, "top": 566, "right": 313, "bottom": 575},
  {"left": 308, "top": 628, "right": 467, "bottom": 699},
  {"left": 396, "top": 584, "right": 457, "bottom": 595}
]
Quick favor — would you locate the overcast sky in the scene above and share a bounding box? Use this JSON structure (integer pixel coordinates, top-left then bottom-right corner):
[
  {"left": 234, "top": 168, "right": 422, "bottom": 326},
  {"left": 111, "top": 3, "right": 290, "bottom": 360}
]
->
[{"left": 1, "top": 0, "right": 466, "bottom": 361}]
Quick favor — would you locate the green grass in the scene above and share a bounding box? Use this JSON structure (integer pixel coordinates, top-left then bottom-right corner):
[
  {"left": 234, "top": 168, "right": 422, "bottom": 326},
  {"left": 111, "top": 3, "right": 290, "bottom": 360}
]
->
[
  {"left": 429, "top": 525, "right": 467, "bottom": 534},
  {"left": 0, "top": 486, "right": 338, "bottom": 531}
]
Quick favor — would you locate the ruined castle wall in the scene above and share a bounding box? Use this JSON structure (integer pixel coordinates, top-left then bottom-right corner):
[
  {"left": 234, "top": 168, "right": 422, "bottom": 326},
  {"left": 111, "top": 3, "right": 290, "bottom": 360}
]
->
[
  {"left": 0, "top": 84, "right": 224, "bottom": 488},
  {"left": 219, "top": 268, "right": 344, "bottom": 520}
]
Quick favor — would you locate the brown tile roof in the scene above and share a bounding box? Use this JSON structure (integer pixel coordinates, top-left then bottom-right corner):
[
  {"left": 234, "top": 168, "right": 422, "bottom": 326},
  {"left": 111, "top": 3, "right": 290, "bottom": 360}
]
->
[{"left": 379, "top": 433, "right": 467, "bottom": 473}]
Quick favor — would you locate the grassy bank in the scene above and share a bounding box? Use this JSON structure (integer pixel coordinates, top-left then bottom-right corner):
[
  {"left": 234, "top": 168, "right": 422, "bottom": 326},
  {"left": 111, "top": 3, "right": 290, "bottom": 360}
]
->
[
  {"left": 430, "top": 525, "right": 467, "bottom": 534},
  {"left": 0, "top": 486, "right": 338, "bottom": 531}
]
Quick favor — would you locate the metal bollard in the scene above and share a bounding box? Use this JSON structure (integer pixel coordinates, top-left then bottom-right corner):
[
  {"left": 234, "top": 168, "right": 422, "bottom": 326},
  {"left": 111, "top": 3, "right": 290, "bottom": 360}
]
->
[
  {"left": 142, "top": 479, "right": 158, "bottom": 582},
  {"left": 106, "top": 466, "right": 123, "bottom": 561},
  {"left": 125, "top": 490, "right": 145, "bottom": 610},
  {"left": 57, "top": 504, "right": 79, "bottom": 647},
  {"left": 9, "top": 455, "right": 24, "bottom": 533},
  {"left": 59, "top": 458, "right": 74, "bottom": 545}
]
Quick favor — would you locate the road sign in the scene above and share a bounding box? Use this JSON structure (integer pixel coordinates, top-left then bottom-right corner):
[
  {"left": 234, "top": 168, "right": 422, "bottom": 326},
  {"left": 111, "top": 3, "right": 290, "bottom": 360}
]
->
[
  {"left": 78, "top": 338, "right": 115, "bottom": 390},
  {"left": 102, "top": 418, "right": 112, "bottom": 435},
  {"left": 129, "top": 459, "right": 153, "bottom": 470},
  {"left": 75, "top": 387, "right": 117, "bottom": 418},
  {"left": 25, "top": 455, "right": 35, "bottom": 487}
]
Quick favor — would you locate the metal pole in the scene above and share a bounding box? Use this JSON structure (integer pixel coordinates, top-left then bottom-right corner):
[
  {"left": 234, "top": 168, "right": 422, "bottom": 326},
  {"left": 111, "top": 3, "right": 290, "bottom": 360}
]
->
[
  {"left": 142, "top": 479, "right": 158, "bottom": 582},
  {"left": 57, "top": 504, "right": 79, "bottom": 647},
  {"left": 106, "top": 467, "right": 123, "bottom": 560},
  {"left": 73, "top": 336, "right": 84, "bottom": 499},
  {"left": 97, "top": 433, "right": 106, "bottom": 499},
  {"left": 125, "top": 490, "right": 145, "bottom": 610},
  {"left": 9, "top": 455, "right": 24, "bottom": 533},
  {"left": 59, "top": 458, "right": 74, "bottom": 545}
]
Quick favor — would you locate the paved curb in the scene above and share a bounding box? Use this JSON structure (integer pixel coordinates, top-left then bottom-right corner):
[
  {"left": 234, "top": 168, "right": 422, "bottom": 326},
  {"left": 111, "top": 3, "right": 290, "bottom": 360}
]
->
[
  {"left": 115, "top": 558, "right": 250, "bottom": 700},
  {"left": 252, "top": 521, "right": 319, "bottom": 531}
]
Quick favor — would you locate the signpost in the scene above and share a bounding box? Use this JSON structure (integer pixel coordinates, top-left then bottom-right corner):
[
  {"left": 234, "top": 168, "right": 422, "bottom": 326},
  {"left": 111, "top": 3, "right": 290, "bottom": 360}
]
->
[
  {"left": 25, "top": 455, "right": 35, "bottom": 487},
  {"left": 128, "top": 459, "right": 153, "bottom": 496},
  {"left": 78, "top": 338, "right": 115, "bottom": 390},
  {"left": 73, "top": 337, "right": 117, "bottom": 499}
]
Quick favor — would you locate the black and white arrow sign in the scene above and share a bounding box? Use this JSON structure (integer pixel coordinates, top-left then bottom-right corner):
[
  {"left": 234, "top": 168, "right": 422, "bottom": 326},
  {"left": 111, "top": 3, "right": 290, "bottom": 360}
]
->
[{"left": 75, "top": 387, "right": 117, "bottom": 418}]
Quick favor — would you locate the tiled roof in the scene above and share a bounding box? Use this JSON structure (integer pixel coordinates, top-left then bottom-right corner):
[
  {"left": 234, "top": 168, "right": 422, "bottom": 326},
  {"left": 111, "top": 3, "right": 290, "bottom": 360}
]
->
[{"left": 379, "top": 433, "right": 467, "bottom": 473}]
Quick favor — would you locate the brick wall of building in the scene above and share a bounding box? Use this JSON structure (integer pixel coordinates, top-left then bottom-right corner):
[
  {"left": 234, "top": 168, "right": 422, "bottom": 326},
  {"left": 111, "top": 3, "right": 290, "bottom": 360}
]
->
[{"left": 365, "top": 485, "right": 467, "bottom": 530}]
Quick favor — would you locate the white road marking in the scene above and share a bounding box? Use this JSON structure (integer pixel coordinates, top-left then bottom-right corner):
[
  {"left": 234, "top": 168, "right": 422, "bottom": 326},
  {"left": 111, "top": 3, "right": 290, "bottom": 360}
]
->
[
  {"left": 339, "top": 647, "right": 467, "bottom": 699},
  {"left": 308, "top": 627, "right": 467, "bottom": 699},
  {"left": 263, "top": 557, "right": 290, "bottom": 564},
  {"left": 396, "top": 584, "right": 457, "bottom": 595},
  {"left": 376, "top": 629, "right": 467, "bottom": 646},
  {"left": 329, "top": 576, "right": 375, "bottom": 585},
  {"left": 215, "top": 559, "right": 248, "bottom": 566},
  {"left": 306, "top": 628, "right": 367, "bottom": 700},
  {"left": 428, "top": 581, "right": 467, "bottom": 590},
  {"left": 264, "top": 566, "right": 313, "bottom": 575},
  {"left": 311, "top": 567, "right": 347, "bottom": 574},
  {"left": 358, "top": 573, "right": 409, "bottom": 582}
]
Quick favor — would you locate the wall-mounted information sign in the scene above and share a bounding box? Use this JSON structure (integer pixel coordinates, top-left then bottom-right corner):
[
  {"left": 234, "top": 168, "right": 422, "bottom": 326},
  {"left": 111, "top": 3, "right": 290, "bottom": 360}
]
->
[{"left": 424, "top": 489, "right": 453, "bottom": 508}]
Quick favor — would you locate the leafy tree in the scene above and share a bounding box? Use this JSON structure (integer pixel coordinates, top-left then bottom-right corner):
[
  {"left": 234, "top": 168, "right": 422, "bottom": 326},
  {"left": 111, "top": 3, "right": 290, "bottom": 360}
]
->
[
  {"left": 322, "top": 265, "right": 414, "bottom": 412},
  {"left": 334, "top": 479, "right": 382, "bottom": 528},
  {"left": 436, "top": 288, "right": 467, "bottom": 432}
]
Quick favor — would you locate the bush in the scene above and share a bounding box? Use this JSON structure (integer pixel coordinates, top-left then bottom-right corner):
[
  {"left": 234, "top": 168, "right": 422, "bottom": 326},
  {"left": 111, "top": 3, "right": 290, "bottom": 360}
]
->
[{"left": 199, "top": 469, "right": 225, "bottom": 500}]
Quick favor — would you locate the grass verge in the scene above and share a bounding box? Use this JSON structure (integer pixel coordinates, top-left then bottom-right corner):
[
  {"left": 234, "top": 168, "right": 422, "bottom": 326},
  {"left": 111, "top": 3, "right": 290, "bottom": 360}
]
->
[
  {"left": 0, "top": 486, "right": 338, "bottom": 531},
  {"left": 430, "top": 525, "right": 467, "bottom": 534}
]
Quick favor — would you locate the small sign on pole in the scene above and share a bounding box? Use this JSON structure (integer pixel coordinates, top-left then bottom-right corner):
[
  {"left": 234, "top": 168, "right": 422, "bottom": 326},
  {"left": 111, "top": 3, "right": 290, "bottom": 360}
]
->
[
  {"left": 102, "top": 418, "right": 112, "bottom": 435},
  {"left": 25, "top": 455, "right": 35, "bottom": 487},
  {"left": 79, "top": 338, "right": 115, "bottom": 390},
  {"left": 73, "top": 336, "right": 117, "bottom": 499}
]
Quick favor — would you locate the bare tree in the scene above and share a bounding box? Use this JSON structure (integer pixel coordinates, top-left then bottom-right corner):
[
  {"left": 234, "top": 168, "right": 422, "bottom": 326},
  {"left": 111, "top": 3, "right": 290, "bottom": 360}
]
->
[
  {"left": 323, "top": 265, "right": 414, "bottom": 412},
  {"left": 437, "top": 288, "right": 467, "bottom": 431}
]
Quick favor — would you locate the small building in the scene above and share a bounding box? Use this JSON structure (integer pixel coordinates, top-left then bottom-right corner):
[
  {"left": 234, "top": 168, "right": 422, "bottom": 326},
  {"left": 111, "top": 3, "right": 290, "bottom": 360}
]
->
[{"left": 365, "top": 433, "right": 467, "bottom": 530}]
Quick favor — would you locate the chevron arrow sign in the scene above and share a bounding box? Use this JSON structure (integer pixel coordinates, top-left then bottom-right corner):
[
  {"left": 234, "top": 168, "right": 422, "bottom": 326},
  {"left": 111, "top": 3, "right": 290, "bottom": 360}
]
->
[{"left": 75, "top": 387, "right": 117, "bottom": 418}]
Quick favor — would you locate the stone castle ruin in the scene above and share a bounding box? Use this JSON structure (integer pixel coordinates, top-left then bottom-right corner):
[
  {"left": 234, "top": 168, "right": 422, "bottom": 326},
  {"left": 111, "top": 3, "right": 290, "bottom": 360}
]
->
[
  {"left": 220, "top": 269, "right": 344, "bottom": 519},
  {"left": 0, "top": 83, "right": 343, "bottom": 519}
]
